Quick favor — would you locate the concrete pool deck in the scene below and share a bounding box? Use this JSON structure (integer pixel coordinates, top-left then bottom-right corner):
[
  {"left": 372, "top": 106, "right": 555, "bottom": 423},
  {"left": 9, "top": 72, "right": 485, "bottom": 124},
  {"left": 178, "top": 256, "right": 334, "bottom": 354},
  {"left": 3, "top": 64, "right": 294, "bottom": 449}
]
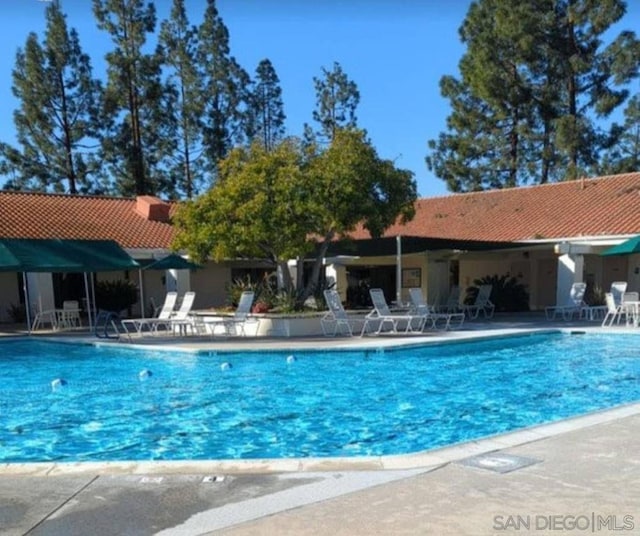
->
[{"left": 1, "top": 314, "right": 639, "bottom": 534}]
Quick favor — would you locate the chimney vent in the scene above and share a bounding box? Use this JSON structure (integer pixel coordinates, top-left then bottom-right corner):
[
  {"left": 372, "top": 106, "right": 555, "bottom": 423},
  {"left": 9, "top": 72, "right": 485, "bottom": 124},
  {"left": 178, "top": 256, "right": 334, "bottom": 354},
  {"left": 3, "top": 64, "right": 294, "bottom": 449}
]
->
[{"left": 135, "top": 196, "right": 170, "bottom": 222}]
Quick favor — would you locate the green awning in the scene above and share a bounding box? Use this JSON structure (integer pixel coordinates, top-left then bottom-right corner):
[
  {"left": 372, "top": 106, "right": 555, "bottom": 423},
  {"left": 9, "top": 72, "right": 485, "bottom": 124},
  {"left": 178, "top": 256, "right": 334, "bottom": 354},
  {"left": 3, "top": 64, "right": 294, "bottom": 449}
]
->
[
  {"left": 139, "top": 253, "right": 200, "bottom": 271},
  {"left": 63, "top": 239, "right": 140, "bottom": 272},
  {"left": 0, "top": 242, "right": 26, "bottom": 271},
  {"left": 601, "top": 235, "right": 640, "bottom": 256},
  {"left": 0, "top": 238, "right": 139, "bottom": 272}
]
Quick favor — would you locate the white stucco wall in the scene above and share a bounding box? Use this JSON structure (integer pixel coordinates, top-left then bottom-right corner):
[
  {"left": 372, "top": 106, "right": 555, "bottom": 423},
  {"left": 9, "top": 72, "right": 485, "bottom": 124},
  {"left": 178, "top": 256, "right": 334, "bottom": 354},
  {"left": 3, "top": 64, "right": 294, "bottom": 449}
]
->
[{"left": 189, "top": 261, "right": 233, "bottom": 309}]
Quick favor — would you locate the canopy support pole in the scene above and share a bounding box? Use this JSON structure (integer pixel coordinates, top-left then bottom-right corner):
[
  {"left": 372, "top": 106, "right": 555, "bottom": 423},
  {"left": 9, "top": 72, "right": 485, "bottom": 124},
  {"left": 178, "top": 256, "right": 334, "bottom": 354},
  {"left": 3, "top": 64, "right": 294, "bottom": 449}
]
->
[
  {"left": 23, "top": 272, "right": 31, "bottom": 334},
  {"left": 396, "top": 235, "right": 402, "bottom": 306},
  {"left": 138, "top": 269, "right": 145, "bottom": 318},
  {"left": 83, "top": 273, "right": 93, "bottom": 332},
  {"left": 90, "top": 275, "right": 97, "bottom": 327}
]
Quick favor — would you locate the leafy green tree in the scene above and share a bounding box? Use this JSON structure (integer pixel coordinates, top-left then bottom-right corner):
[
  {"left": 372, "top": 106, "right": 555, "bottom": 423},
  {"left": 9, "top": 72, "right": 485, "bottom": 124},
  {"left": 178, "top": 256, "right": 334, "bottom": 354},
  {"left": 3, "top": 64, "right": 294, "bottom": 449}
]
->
[
  {"left": 158, "top": 0, "right": 205, "bottom": 198},
  {"left": 173, "top": 138, "right": 310, "bottom": 293},
  {"left": 94, "top": 0, "right": 170, "bottom": 196},
  {"left": 197, "top": 0, "right": 251, "bottom": 178},
  {"left": 0, "top": 1, "right": 101, "bottom": 194},
  {"left": 172, "top": 129, "right": 417, "bottom": 308},
  {"left": 428, "top": 0, "right": 640, "bottom": 192},
  {"left": 306, "top": 62, "right": 360, "bottom": 144},
  {"left": 248, "top": 58, "right": 286, "bottom": 151}
]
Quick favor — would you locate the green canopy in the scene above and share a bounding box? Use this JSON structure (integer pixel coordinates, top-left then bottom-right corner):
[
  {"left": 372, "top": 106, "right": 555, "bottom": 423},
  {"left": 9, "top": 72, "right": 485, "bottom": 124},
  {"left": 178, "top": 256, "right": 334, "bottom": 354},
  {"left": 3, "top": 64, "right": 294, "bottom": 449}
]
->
[
  {"left": 601, "top": 235, "right": 640, "bottom": 256},
  {"left": 0, "top": 242, "right": 27, "bottom": 272},
  {"left": 0, "top": 238, "right": 139, "bottom": 272},
  {"left": 140, "top": 253, "right": 200, "bottom": 271},
  {"left": 63, "top": 239, "right": 140, "bottom": 272}
]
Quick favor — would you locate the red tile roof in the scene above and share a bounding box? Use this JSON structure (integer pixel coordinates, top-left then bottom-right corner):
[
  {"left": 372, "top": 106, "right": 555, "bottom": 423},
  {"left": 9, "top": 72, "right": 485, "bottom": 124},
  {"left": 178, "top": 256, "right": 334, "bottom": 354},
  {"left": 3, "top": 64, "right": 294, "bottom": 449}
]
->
[
  {"left": 350, "top": 172, "right": 640, "bottom": 242},
  {"left": 0, "top": 192, "right": 176, "bottom": 249},
  {"left": 1, "top": 172, "right": 639, "bottom": 250}
]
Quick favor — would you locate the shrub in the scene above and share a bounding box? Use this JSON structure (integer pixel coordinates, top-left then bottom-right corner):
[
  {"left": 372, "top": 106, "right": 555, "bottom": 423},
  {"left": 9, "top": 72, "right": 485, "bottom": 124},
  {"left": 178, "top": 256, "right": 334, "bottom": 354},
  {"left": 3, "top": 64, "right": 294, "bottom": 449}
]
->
[
  {"left": 585, "top": 284, "right": 605, "bottom": 306},
  {"left": 95, "top": 279, "right": 138, "bottom": 314},
  {"left": 227, "top": 272, "right": 333, "bottom": 313},
  {"left": 465, "top": 274, "right": 530, "bottom": 312},
  {"left": 227, "top": 273, "right": 277, "bottom": 309},
  {"left": 6, "top": 303, "right": 26, "bottom": 323}
]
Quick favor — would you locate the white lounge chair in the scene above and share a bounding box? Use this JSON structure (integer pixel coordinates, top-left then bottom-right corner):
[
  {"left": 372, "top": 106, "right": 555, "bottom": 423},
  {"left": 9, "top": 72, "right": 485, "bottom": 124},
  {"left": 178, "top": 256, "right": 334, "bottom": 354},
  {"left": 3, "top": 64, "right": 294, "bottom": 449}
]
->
[
  {"left": 586, "top": 281, "right": 629, "bottom": 322},
  {"left": 611, "top": 281, "right": 628, "bottom": 307},
  {"left": 602, "top": 292, "right": 626, "bottom": 327},
  {"left": 461, "top": 284, "right": 495, "bottom": 319},
  {"left": 167, "top": 292, "right": 198, "bottom": 335},
  {"left": 437, "top": 285, "right": 462, "bottom": 313},
  {"left": 545, "top": 282, "right": 587, "bottom": 321},
  {"left": 362, "top": 288, "right": 426, "bottom": 335},
  {"left": 321, "top": 289, "right": 363, "bottom": 337},
  {"left": 203, "top": 291, "right": 256, "bottom": 337},
  {"left": 408, "top": 288, "right": 464, "bottom": 331},
  {"left": 122, "top": 291, "right": 178, "bottom": 335}
]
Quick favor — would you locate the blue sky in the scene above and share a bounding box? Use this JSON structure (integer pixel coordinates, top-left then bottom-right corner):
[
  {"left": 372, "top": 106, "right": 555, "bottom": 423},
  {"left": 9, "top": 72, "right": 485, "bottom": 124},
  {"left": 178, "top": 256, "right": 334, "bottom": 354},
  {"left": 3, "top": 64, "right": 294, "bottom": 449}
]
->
[{"left": 0, "top": 1, "right": 638, "bottom": 198}]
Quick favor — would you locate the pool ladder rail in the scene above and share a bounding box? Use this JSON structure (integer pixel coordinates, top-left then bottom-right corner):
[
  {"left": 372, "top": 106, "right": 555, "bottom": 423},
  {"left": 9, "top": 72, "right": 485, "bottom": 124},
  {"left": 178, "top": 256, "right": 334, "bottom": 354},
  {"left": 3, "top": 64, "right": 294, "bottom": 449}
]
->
[{"left": 94, "top": 310, "right": 129, "bottom": 341}]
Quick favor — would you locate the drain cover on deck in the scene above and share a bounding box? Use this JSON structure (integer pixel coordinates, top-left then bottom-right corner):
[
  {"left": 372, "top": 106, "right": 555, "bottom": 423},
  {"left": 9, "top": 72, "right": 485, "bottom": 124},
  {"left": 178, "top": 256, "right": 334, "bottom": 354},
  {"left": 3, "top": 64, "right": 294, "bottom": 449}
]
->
[{"left": 457, "top": 453, "right": 541, "bottom": 473}]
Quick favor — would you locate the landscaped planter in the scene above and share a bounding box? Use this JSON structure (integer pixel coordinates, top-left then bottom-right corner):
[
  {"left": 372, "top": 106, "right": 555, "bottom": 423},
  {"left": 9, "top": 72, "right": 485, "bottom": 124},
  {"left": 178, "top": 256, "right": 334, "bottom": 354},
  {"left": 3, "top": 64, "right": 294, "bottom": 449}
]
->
[
  {"left": 247, "top": 312, "right": 326, "bottom": 337},
  {"left": 195, "top": 310, "right": 326, "bottom": 337}
]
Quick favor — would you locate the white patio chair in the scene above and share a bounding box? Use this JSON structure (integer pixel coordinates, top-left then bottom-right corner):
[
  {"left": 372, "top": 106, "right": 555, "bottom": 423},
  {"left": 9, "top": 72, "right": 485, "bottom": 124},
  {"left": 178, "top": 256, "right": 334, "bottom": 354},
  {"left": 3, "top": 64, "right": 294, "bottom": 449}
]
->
[
  {"left": 321, "top": 289, "right": 363, "bottom": 337},
  {"left": 57, "top": 300, "right": 82, "bottom": 329},
  {"left": 31, "top": 297, "right": 58, "bottom": 331},
  {"left": 408, "top": 287, "right": 464, "bottom": 331},
  {"left": 602, "top": 292, "right": 626, "bottom": 327},
  {"left": 204, "top": 291, "right": 257, "bottom": 337},
  {"left": 362, "top": 288, "right": 426, "bottom": 335},
  {"left": 121, "top": 291, "right": 178, "bottom": 335},
  {"left": 611, "top": 281, "right": 628, "bottom": 307},
  {"left": 621, "top": 291, "right": 639, "bottom": 327},
  {"left": 168, "top": 292, "right": 198, "bottom": 335},
  {"left": 545, "top": 282, "right": 587, "bottom": 321},
  {"left": 437, "top": 285, "right": 462, "bottom": 313},
  {"left": 461, "top": 284, "right": 495, "bottom": 319}
]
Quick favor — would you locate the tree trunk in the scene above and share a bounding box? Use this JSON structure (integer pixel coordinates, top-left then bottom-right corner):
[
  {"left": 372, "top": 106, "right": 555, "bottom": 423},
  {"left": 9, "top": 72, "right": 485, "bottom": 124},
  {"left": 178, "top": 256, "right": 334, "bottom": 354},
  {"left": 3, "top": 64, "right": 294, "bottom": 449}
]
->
[
  {"left": 277, "top": 260, "right": 293, "bottom": 292},
  {"left": 296, "top": 234, "right": 333, "bottom": 308}
]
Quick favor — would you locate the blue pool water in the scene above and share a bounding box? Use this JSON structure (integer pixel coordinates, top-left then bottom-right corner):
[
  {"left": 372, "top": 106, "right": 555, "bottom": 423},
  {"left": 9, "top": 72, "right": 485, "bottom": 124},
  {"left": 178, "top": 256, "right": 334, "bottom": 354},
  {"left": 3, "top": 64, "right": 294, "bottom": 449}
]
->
[{"left": 0, "top": 333, "right": 639, "bottom": 463}]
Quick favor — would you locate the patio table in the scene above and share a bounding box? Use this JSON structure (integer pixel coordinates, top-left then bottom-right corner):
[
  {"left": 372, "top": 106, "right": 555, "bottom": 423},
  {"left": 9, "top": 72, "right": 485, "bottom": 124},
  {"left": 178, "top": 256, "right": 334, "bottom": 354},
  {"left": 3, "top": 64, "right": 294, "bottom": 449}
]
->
[{"left": 621, "top": 301, "right": 640, "bottom": 327}]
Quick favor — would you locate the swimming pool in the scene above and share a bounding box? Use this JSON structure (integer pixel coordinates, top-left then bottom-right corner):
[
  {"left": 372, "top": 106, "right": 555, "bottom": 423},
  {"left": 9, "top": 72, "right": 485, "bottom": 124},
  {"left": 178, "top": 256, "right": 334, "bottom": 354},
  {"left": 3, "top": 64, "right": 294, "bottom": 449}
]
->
[{"left": 1, "top": 332, "right": 639, "bottom": 463}]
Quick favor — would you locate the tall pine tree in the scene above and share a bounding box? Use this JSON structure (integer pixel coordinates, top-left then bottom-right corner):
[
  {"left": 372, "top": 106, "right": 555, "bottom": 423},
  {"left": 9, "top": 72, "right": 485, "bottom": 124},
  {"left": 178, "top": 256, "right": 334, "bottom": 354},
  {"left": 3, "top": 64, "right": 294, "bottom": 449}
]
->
[
  {"left": 428, "top": 1, "right": 546, "bottom": 190},
  {"left": 307, "top": 62, "right": 360, "bottom": 144},
  {"left": 158, "top": 0, "right": 205, "bottom": 198},
  {"left": 248, "top": 59, "right": 286, "bottom": 152},
  {"left": 551, "top": 0, "right": 639, "bottom": 179},
  {"left": 600, "top": 94, "right": 640, "bottom": 173},
  {"left": 0, "top": 1, "right": 101, "bottom": 194},
  {"left": 94, "top": 0, "right": 170, "bottom": 196},
  {"left": 197, "top": 0, "right": 251, "bottom": 179},
  {"left": 428, "top": 0, "right": 640, "bottom": 191}
]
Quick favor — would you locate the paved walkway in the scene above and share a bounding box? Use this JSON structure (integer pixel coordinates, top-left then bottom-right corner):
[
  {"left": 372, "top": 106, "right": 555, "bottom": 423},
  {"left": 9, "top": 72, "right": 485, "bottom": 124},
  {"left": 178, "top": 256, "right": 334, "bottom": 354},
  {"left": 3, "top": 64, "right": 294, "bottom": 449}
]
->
[
  {"left": 1, "top": 315, "right": 639, "bottom": 535},
  {"left": 216, "top": 412, "right": 640, "bottom": 536}
]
